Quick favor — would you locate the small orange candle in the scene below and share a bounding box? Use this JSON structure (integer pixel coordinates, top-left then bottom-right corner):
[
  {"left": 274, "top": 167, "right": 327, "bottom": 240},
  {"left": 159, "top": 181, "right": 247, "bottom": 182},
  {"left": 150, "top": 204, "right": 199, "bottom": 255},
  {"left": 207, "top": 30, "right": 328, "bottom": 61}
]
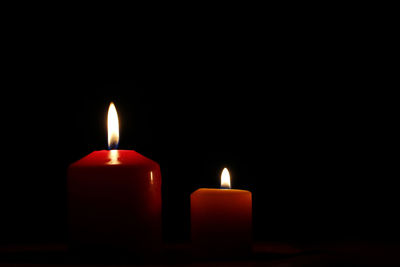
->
[{"left": 191, "top": 168, "right": 252, "bottom": 257}]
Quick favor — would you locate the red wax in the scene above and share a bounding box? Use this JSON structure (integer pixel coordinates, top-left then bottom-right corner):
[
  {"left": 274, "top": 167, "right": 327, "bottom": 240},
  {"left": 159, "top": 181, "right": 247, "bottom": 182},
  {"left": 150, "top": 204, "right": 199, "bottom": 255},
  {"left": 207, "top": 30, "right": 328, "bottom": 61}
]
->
[
  {"left": 68, "top": 150, "right": 161, "bottom": 253},
  {"left": 191, "top": 188, "right": 252, "bottom": 257}
]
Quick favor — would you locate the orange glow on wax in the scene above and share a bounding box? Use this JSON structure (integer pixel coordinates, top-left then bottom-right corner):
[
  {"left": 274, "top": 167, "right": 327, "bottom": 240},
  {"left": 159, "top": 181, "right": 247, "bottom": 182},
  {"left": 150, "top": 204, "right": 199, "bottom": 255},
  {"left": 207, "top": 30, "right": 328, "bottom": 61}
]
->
[{"left": 108, "top": 149, "right": 121, "bottom": 165}]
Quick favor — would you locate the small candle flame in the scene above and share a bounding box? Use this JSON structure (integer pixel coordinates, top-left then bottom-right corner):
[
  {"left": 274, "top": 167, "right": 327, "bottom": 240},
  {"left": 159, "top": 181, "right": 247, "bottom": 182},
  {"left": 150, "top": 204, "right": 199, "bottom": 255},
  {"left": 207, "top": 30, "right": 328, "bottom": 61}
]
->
[
  {"left": 107, "top": 102, "right": 119, "bottom": 149},
  {"left": 221, "top": 167, "right": 231, "bottom": 189}
]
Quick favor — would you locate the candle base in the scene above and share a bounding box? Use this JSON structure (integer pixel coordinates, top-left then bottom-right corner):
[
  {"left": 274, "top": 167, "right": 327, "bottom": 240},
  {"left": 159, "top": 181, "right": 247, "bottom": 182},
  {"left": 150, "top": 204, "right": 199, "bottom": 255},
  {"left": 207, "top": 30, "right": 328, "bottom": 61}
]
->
[
  {"left": 190, "top": 188, "right": 252, "bottom": 260},
  {"left": 192, "top": 242, "right": 253, "bottom": 260},
  {"left": 68, "top": 242, "right": 163, "bottom": 262}
]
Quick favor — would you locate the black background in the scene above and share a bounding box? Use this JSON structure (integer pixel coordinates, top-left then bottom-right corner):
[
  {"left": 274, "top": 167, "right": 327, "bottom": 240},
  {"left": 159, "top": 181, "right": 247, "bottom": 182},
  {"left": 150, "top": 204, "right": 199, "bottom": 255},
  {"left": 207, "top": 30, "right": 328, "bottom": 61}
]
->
[{"left": 0, "top": 11, "right": 397, "bottom": 246}]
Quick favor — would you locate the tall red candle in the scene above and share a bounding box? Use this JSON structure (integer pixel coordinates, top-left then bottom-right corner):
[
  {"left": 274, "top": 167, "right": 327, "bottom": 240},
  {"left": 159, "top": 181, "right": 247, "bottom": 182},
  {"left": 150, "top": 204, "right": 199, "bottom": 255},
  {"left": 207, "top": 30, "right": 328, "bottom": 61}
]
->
[{"left": 68, "top": 103, "right": 161, "bottom": 253}]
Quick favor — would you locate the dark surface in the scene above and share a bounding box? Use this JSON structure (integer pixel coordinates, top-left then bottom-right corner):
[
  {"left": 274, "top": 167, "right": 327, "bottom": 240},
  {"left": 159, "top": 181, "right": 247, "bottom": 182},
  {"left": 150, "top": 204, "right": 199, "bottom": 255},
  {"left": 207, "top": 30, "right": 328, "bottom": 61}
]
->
[{"left": 0, "top": 242, "right": 399, "bottom": 266}]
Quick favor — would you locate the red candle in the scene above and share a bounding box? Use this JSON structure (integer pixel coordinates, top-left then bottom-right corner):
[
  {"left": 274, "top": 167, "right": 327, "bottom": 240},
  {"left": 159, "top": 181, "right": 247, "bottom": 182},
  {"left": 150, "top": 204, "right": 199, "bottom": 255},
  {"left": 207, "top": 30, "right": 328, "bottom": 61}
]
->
[
  {"left": 68, "top": 103, "right": 161, "bottom": 253},
  {"left": 191, "top": 168, "right": 252, "bottom": 257}
]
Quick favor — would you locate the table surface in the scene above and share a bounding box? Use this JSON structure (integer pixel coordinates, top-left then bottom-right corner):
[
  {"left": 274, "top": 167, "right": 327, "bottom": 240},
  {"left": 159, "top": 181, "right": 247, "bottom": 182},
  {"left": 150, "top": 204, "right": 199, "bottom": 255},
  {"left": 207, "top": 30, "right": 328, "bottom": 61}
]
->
[{"left": 1, "top": 242, "right": 399, "bottom": 266}]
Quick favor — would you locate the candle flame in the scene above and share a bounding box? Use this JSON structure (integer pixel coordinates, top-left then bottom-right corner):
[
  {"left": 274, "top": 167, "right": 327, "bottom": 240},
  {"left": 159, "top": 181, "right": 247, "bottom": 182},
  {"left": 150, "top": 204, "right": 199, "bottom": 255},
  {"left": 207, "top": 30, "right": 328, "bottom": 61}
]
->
[
  {"left": 107, "top": 102, "right": 119, "bottom": 149},
  {"left": 221, "top": 168, "right": 231, "bottom": 189}
]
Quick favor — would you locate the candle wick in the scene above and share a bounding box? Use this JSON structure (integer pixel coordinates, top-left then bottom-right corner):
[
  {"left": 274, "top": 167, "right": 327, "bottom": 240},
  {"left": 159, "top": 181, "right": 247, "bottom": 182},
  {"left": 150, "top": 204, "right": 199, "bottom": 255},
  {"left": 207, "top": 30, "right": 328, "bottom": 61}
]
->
[{"left": 108, "top": 143, "right": 118, "bottom": 150}]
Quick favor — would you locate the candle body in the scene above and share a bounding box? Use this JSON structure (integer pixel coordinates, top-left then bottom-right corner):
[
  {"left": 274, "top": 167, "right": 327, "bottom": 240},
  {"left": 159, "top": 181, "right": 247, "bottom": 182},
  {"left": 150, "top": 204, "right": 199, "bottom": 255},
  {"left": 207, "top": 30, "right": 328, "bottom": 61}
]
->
[
  {"left": 191, "top": 188, "right": 252, "bottom": 257},
  {"left": 68, "top": 150, "right": 161, "bottom": 253}
]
